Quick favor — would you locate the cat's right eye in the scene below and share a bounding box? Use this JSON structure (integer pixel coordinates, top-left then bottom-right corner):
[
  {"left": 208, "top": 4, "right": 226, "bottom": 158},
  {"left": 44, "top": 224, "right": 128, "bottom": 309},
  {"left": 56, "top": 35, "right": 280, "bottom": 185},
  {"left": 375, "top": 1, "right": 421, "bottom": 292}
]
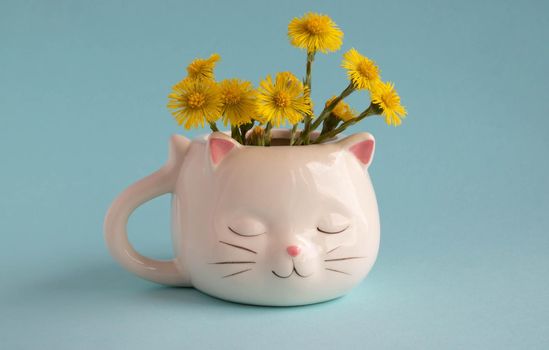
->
[
  {"left": 316, "top": 226, "right": 348, "bottom": 234},
  {"left": 227, "top": 217, "right": 266, "bottom": 237}
]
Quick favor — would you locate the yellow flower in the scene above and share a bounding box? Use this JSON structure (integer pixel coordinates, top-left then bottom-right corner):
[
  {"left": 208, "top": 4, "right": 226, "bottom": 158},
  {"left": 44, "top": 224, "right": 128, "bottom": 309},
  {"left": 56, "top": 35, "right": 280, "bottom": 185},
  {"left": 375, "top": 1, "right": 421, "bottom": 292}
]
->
[
  {"left": 342, "top": 48, "right": 381, "bottom": 90},
  {"left": 248, "top": 126, "right": 266, "bottom": 146},
  {"left": 257, "top": 72, "right": 311, "bottom": 126},
  {"left": 326, "top": 96, "right": 356, "bottom": 122},
  {"left": 370, "top": 81, "right": 407, "bottom": 126},
  {"left": 219, "top": 79, "right": 258, "bottom": 127},
  {"left": 278, "top": 71, "right": 301, "bottom": 84},
  {"left": 288, "top": 12, "right": 343, "bottom": 53},
  {"left": 186, "top": 53, "right": 221, "bottom": 81},
  {"left": 167, "top": 78, "right": 222, "bottom": 129},
  {"left": 251, "top": 125, "right": 265, "bottom": 138}
]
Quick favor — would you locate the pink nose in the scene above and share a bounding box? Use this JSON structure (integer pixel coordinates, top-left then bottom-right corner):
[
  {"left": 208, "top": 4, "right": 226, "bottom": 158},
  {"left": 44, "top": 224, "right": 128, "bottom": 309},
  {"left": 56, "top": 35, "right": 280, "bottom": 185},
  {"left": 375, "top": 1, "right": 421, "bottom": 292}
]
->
[{"left": 286, "top": 245, "right": 301, "bottom": 257}]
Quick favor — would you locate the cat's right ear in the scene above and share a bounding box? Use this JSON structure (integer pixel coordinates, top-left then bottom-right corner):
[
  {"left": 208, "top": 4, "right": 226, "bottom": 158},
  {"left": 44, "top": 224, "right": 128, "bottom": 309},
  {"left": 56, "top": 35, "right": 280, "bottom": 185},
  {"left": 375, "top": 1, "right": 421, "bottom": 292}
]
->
[
  {"left": 208, "top": 132, "right": 241, "bottom": 167},
  {"left": 337, "top": 132, "right": 375, "bottom": 168}
]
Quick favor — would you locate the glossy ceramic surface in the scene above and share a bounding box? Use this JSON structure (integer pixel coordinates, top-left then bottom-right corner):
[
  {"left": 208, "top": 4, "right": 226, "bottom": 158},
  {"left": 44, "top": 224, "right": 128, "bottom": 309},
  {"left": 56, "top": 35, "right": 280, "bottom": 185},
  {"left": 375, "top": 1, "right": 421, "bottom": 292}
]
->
[{"left": 104, "top": 129, "right": 380, "bottom": 306}]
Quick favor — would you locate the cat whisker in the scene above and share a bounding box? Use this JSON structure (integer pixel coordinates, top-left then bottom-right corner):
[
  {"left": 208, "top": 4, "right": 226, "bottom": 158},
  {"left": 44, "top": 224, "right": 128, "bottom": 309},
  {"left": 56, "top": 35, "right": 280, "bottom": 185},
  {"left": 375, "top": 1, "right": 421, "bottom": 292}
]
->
[
  {"left": 326, "top": 246, "right": 342, "bottom": 255},
  {"left": 210, "top": 261, "right": 256, "bottom": 265},
  {"left": 222, "top": 269, "right": 252, "bottom": 278},
  {"left": 219, "top": 240, "right": 257, "bottom": 254},
  {"left": 324, "top": 256, "right": 366, "bottom": 262},
  {"left": 325, "top": 268, "right": 351, "bottom": 275}
]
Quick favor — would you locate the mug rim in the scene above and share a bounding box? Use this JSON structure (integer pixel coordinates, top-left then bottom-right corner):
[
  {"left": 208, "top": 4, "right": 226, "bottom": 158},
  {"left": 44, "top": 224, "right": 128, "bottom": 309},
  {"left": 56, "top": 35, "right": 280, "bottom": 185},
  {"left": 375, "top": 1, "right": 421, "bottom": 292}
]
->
[{"left": 194, "top": 128, "right": 344, "bottom": 148}]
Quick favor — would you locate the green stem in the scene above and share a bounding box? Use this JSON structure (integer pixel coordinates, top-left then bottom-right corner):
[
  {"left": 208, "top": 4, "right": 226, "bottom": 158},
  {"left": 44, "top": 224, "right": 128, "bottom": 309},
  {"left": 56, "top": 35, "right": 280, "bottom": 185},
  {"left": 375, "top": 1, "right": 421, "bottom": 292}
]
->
[
  {"left": 290, "top": 123, "right": 299, "bottom": 145},
  {"left": 297, "top": 83, "right": 355, "bottom": 145},
  {"left": 209, "top": 121, "right": 219, "bottom": 132},
  {"left": 264, "top": 121, "right": 273, "bottom": 146},
  {"left": 300, "top": 51, "right": 316, "bottom": 145},
  {"left": 311, "top": 83, "right": 355, "bottom": 131},
  {"left": 320, "top": 114, "right": 340, "bottom": 135},
  {"left": 231, "top": 125, "right": 243, "bottom": 144},
  {"left": 239, "top": 121, "right": 254, "bottom": 145},
  {"left": 305, "top": 51, "right": 314, "bottom": 87},
  {"left": 314, "top": 103, "right": 379, "bottom": 144}
]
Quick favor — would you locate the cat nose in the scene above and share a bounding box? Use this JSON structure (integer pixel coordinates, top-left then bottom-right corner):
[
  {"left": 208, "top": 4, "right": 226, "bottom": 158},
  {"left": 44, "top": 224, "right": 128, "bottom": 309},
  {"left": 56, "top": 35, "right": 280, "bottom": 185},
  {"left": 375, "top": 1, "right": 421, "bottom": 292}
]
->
[{"left": 286, "top": 245, "right": 301, "bottom": 257}]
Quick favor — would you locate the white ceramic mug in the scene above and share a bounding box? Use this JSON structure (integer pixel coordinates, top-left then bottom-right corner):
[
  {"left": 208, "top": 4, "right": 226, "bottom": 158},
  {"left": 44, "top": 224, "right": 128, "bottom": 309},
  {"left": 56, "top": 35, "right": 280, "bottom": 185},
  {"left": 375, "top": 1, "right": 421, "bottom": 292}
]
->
[{"left": 104, "top": 129, "right": 380, "bottom": 306}]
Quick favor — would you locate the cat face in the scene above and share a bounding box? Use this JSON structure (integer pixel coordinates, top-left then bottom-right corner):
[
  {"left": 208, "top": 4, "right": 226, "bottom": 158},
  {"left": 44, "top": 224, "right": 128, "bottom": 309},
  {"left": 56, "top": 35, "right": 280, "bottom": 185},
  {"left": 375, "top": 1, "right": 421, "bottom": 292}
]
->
[{"left": 174, "top": 131, "right": 379, "bottom": 306}]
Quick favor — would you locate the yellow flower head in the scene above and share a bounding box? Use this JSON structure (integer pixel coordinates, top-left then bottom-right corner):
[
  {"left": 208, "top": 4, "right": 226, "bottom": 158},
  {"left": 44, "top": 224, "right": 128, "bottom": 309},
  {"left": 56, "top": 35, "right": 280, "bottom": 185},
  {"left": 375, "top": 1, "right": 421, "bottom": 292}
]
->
[
  {"left": 370, "top": 81, "right": 407, "bottom": 126},
  {"left": 326, "top": 96, "right": 356, "bottom": 122},
  {"left": 219, "top": 79, "right": 258, "bottom": 127},
  {"left": 342, "top": 48, "right": 381, "bottom": 90},
  {"left": 288, "top": 12, "right": 343, "bottom": 53},
  {"left": 278, "top": 71, "right": 301, "bottom": 84},
  {"left": 251, "top": 125, "right": 265, "bottom": 138},
  {"left": 257, "top": 72, "right": 312, "bottom": 127},
  {"left": 167, "top": 78, "right": 222, "bottom": 129},
  {"left": 186, "top": 53, "right": 221, "bottom": 81},
  {"left": 247, "top": 125, "right": 266, "bottom": 145}
]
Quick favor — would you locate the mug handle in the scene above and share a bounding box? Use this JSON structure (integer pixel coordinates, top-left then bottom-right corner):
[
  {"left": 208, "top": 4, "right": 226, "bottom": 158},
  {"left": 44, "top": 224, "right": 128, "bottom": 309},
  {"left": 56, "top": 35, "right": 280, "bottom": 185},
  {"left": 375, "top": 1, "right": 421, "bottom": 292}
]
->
[{"left": 104, "top": 135, "right": 191, "bottom": 286}]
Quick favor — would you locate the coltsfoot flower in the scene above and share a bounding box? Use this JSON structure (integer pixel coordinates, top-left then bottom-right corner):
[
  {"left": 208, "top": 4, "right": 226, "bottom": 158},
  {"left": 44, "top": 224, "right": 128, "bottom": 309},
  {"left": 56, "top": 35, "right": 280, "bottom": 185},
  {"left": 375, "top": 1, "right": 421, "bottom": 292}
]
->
[
  {"left": 186, "top": 53, "right": 221, "bottom": 81},
  {"left": 370, "top": 81, "right": 407, "bottom": 126},
  {"left": 219, "top": 79, "right": 258, "bottom": 127},
  {"left": 248, "top": 126, "right": 266, "bottom": 146},
  {"left": 342, "top": 48, "right": 381, "bottom": 90},
  {"left": 288, "top": 13, "right": 343, "bottom": 53},
  {"left": 326, "top": 96, "right": 356, "bottom": 122},
  {"left": 167, "top": 78, "right": 222, "bottom": 129},
  {"left": 257, "top": 72, "right": 312, "bottom": 127}
]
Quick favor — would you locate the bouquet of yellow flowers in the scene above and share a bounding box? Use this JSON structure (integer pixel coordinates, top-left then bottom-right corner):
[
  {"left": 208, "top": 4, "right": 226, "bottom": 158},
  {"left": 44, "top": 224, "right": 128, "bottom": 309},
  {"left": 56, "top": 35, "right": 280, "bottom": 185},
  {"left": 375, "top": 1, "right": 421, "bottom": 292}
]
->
[{"left": 167, "top": 12, "right": 407, "bottom": 146}]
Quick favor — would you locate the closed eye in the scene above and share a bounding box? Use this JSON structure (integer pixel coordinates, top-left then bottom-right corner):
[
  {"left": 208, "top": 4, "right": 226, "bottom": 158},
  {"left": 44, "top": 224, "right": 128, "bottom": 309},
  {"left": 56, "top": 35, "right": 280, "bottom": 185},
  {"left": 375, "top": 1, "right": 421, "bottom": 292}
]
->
[
  {"left": 317, "top": 226, "right": 349, "bottom": 234},
  {"left": 228, "top": 226, "right": 264, "bottom": 237}
]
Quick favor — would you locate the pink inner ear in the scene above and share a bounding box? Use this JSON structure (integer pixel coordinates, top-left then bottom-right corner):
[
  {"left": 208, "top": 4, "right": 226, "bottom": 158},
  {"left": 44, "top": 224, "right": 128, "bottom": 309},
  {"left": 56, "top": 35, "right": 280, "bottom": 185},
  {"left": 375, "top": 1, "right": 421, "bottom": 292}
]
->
[
  {"left": 349, "top": 139, "right": 374, "bottom": 165},
  {"left": 210, "top": 138, "right": 236, "bottom": 165}
]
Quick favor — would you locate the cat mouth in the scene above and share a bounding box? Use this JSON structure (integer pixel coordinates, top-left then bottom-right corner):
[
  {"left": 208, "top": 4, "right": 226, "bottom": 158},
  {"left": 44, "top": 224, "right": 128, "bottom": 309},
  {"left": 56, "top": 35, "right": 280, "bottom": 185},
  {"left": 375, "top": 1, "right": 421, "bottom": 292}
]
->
[{"left": 272, "top": 266, "right": 311, "bottom": 279}]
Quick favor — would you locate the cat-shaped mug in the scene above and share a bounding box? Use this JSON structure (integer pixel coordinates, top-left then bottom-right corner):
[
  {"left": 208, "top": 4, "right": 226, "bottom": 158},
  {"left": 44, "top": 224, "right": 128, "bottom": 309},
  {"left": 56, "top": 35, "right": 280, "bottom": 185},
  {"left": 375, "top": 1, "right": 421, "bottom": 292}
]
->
[{"left": 104, "top": 129, "right": 380, "bottom": 306}]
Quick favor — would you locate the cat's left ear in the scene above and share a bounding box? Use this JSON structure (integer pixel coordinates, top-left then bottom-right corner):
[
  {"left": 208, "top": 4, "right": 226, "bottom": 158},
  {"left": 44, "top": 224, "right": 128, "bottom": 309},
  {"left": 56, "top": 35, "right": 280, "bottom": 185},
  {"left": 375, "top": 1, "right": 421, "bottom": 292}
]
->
[
  {"left": 208, "top": 132, "right": 242, "bottom": 167},
  {"left": 337, "top": 132, "right": 375, "bottom": 168}
]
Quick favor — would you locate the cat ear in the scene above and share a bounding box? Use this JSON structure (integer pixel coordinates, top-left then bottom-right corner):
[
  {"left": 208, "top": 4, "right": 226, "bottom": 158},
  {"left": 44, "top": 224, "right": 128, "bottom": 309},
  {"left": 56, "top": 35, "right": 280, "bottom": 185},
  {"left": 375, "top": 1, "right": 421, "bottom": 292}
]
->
[
  {"left": 338, "top": 132, "right": 375, "bottom": 168},
  {"left": 208, "top": 132, "right": 241, "bottom": 166},
  {"left": 167, "top": 134, "right": 191, "bottom": 170}
]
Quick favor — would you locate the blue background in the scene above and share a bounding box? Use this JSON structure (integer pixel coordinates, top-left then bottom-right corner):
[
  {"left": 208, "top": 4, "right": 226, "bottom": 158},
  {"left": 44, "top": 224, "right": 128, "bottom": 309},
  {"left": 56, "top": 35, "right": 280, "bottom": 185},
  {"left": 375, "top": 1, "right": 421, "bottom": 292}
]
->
[{"left": 1, "top": 0, "right": 548, "bottom": 348}]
